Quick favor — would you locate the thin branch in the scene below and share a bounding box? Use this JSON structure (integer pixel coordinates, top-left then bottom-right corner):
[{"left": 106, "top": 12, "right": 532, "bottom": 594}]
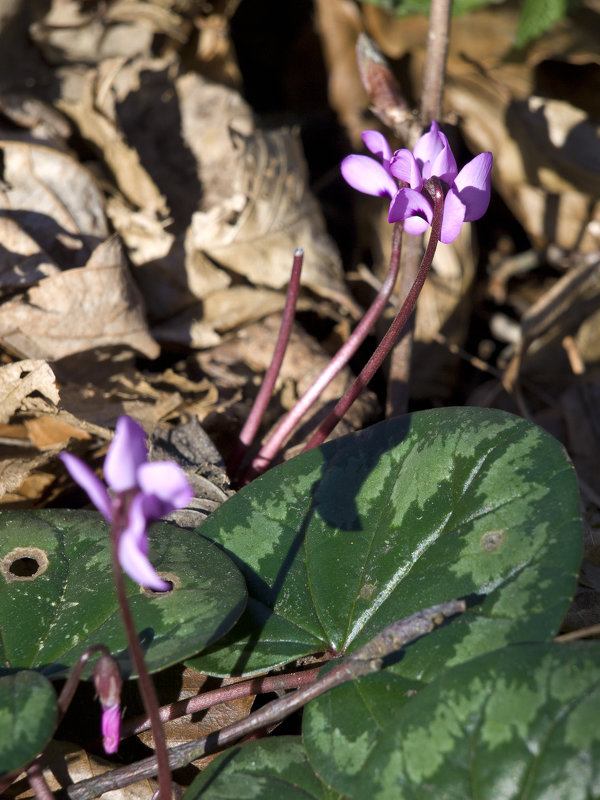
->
[
  {"left": 66, "top": 598, "right": 465, "bottom": 800},
  {"left": 419, "top": 0, "right": 453, "bottom": 127},
  {"left": 26, "top": 759, "right": 55, "bottom": 800},
  {"left": 121, "top": 666, "right": 322, "bottom": 738}
]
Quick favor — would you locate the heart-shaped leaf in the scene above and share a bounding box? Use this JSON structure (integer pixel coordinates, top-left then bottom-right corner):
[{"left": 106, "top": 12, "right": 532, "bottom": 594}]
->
[
  {"left": 183, "top": 736, "right": 343, "bottom": 799},
  {"left": 189, "top": 408, "right": 581, "bottom": 677},
  {"left": 305, "top": 642, "right": 600, "bottom": 798},
  {"left": 0, "top": 510, "right": 246, "bottom": 679},
  {"left": 0, "top": 670, "right": 57, "bottom": 776}
]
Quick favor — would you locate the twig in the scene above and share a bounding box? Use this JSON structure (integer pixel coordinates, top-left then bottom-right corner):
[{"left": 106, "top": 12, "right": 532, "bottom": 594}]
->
[
  {"left": 26, "top": 759, "right": 55, "bottom": 800},
  {"left": 66, "top": 598, "right": 465, "bottom": 800},
  {"left": 385, "top": 0, "right": 453, "bottom": 416},
  {"left": 121, "top": 666, "right": 322, "bottom": 738}
]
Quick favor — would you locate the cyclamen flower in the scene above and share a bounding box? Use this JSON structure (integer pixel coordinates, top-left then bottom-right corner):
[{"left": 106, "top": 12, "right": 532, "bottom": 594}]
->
[
  {"left": 341, "top": 122, "right": 492, "bottom": 244},
  {"left": 61, "top": 416, "right": 193, "bottom": 590}
]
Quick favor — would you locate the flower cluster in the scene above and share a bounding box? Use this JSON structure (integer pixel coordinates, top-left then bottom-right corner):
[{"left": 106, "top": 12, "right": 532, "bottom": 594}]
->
[
  {"left": 61, "top": 416, "right": 193, "bottom": 590},
  {"left": 341, "top": 123, "right": 492, "bottom": 244}
]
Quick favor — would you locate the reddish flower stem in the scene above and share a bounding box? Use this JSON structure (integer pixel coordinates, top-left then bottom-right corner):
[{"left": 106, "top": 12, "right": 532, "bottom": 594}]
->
[
  {"left": 228, "top": 249, "right": 304, "bottom": 479},
  {"left": 302, "top": 179, "right": 444, "bottom": 451},
  {"left": 120, "top": 666, "right": 322, "bottom": 738},
  {"left": 57, "top": 643, "right": 111, "bottom": 718},
  {"left": 26, "top": 759, "right": 55, "bottom": 800},
  {"left": 244, "top": 223, "right": 403, "bottom": 482},
  {"left": 111, "top": 505, "right": 172, "bottom": 800}
]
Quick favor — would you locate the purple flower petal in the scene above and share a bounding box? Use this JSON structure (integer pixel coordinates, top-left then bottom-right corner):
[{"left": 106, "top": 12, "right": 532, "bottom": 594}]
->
[
  {"left": 137, "top": 462, "right": 193, "bottom": 512},
  {"left": 388, "top": 187, "right": 433, "bottom": 235},
  {"left": 118, "top": 494, "right": 169, "bottom": 591},
  {"left": 452, "top": 152, "right": 492, "bottom": 221},
  {"left": 341, "top": 154, "right": 398, "bottom": 198},
  {"left": 101, "top": 704, "right": 121, "bottom": 754},
  {"left": 439, "top": 189, "right": 467, "bottom": 243},
  {"left": 104, "top": 416, "right": 148, "bottom": 493},
  {"left": 429, "top": 133, "right": 458, "bottom": 185},
  {"left": 60, "top": 453, "right": 112, "bottom": 521},
  {"left": 389, "top": 150, "right": 422, "bottom": 189},
  {"left": 361, "top": 130, "right": 392, "bottom": 165},
  {"left": 413, "top": 121, "right": 444, "bottom": 172}
]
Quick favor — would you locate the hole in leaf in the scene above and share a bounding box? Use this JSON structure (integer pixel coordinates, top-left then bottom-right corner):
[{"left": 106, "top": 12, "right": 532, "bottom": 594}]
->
[
  {"left": 2, "top": 547, "right": 49, "bottom": 582},
  {"left": 10, "top": 557, "right": 39, "bottom": 577},
  {"left": 140, "top": 572, "right": 180, "bottom": 598}
]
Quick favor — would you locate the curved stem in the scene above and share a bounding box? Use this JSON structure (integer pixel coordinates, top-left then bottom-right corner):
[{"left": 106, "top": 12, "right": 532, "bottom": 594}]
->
[
  {"left": 111, "top": 508, "right": 172, "bottom": 800},
  {"left": 245, "top": 223, "right": 403, "bottom": 481},
  {"left": 228, "top": 248, "right": 304, "bottom": 478},
  {"left": 57, "top": 643, "right": 111, "bottom": 718},
  {"left": 303, "top": 180, "right": 444, "bottom": 451},
  {"left": 121, "top": 666, "right": 322, "bottom": 738}
]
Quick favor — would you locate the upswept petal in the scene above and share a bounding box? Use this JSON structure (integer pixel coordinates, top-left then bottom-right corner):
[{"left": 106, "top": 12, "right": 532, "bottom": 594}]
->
[
  {"left": 341, "top": 155, "right": 398, "bottom": 197},
  {"left": 388, "top": 187, "right": 433, "bottom": 235},
  {"left": 104, "top": 416, "right": 148, "bottom": 492},
  {"left": 389, "top": 150, "right": 422, "bottom": 189},
  {"left": 362, "top": 130, "right": 392, "bottom": 165},
  {"left": 429, "top": 134, "right": 458, "bottom": 185},
  {"left": 413, "top": 120, "right": 444, "bottom": 172},
  {"left": 118, "top": 494, "right": 169, "bottom": 590},
  {"left": 59, "top": 453, "right": 112, "bottom": 520},
  {"left": 452, "top": 152, "right": 492, "bottom": 221},
  {"left": 440, "top": 188, "right": 467, "bottom": 243},
  {"left": 138, "top": 461, "right": 193, "bottom": 511}
]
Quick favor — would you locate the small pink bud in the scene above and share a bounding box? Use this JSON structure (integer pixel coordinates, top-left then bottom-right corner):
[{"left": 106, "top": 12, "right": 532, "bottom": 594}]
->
[
  {"left": 93, "top": 654, "right": 122, "bottom": 709},
  {"left": 101, "top": 704, "right": 121, "bottom": 754}
]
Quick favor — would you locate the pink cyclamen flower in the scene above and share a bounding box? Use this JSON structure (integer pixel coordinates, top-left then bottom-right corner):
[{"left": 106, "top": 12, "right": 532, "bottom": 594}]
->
[
  {"left": 101, "top": 704, "right": 121, "bottom": 754},
  {"left": 341, "top": 121, "right": 492, "bottom": 244},
  {"left": 60, "top": 416, "right": 193, "bottom": 590}
]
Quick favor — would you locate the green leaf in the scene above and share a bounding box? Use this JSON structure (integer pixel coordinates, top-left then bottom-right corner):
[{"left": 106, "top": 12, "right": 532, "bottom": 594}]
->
[
  {"left": 0, "top": 510, "right": 246, "bottom": 679},
  {"left": 0, "top": 670, "right": 57, "bottom": 776},
  {"left": 306, "top": 642, "right": 600, "bottom": 799},
  {"left": 516, "top": 0, "right": 570, "bottom": 46},
  {"left": 189, "top": 408, "right": 581, "bottom": 677},
  {"left": 183, "top": 737, "right": 344, "bottom": 799}
]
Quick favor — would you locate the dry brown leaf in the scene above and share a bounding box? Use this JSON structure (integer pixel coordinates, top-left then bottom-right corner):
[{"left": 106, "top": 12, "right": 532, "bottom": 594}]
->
[
  {"left": 0, "top": 136, "right": 108, "bottom": 271},
  {"left": 24, "top": 415, "right": 91, "bottom": 449},
  {"left": 0, "top": 451, "right": 59, "bottom": 505},
  {"left": 0, "top": 237, "right": 159, "bottom": 360},
  {"left": 137, "top": 668, "right": 254, "bottom": 770},
  {"left": 57, "top": 63, "right": 169, "bottom": 217},
  {"left": 0, "top": 359, "right": 59, "bottom": 423},
  {"left": 7, "top": 740, "right": 157, "bottom": 799}
]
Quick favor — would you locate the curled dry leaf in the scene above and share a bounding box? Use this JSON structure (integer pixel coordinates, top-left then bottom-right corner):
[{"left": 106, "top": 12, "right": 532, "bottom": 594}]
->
[
  {"left": 0, "top": 137, "right": 108, "bottom": 276},
  {"left": 0, "top": 359, "right": 59, "bottom": 423},
  {"left": 0, "top": 237, "right": 159, "bottom": 360},
  {"left": 6, "top": 740, "right": 157, "bottom": 799}
]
